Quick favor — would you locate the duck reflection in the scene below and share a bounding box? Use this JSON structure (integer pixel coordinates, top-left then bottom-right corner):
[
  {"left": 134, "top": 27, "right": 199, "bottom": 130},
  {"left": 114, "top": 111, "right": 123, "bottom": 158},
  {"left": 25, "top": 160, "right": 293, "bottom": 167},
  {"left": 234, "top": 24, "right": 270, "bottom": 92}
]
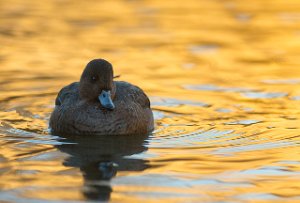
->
[{"left": 56, "top": 134, "right": 149, "bottom": 201}]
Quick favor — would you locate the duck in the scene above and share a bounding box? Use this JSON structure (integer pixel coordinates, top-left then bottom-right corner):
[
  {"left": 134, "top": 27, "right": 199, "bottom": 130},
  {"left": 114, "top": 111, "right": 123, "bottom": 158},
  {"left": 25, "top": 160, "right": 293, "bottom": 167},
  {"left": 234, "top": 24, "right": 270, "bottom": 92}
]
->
[{"left": 49, "top": 59, "right": 154, "bottom": 136}]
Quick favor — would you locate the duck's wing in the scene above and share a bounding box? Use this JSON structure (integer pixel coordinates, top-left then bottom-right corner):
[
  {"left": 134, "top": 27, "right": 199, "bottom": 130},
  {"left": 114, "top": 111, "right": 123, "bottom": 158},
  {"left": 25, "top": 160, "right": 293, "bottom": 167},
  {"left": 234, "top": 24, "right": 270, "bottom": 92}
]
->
[
  {"left": 55, "top": 82, "right": 80, "bottom": 106},
  {"left": 115, "top": 81, "right": 151, "bottom": 109}
]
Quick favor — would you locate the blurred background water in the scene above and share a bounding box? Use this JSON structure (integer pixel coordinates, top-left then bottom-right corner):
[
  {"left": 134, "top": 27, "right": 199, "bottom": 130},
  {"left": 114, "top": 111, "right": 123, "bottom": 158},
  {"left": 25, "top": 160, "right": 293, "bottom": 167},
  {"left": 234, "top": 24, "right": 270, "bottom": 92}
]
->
[{"left": 1, "top": 0, "right": 300, "bottom": 202}]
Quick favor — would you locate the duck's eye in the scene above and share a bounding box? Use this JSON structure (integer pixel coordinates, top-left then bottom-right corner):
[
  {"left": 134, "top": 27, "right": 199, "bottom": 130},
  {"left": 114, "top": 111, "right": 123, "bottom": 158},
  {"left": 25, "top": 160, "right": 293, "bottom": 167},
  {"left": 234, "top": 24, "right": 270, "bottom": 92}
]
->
[{"left": 91, "top": 76, "right": 97, "bottom": 82}]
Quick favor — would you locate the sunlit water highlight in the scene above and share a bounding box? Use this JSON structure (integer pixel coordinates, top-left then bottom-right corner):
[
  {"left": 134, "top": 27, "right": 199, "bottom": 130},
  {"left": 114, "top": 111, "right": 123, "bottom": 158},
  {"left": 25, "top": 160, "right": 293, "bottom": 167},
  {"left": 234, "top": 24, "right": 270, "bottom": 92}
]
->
[{"left": 1, "top": 0, "right": 300, "bottom": 202}]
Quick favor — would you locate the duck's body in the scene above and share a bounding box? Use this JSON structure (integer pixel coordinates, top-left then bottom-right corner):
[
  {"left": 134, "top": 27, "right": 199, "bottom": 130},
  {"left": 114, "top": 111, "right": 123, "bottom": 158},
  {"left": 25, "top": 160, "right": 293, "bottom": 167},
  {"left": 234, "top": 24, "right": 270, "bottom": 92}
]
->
[{"left": 49, "top": 59, "right": 154, "bottom": 136}]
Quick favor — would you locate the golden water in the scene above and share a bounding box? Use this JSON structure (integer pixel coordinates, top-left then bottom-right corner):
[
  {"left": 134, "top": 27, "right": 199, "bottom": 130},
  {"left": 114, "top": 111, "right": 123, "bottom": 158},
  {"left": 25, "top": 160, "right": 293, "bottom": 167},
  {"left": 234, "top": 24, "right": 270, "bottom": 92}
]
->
[{"left": 1, "top": 0, "right": 300, "bottom": 202}]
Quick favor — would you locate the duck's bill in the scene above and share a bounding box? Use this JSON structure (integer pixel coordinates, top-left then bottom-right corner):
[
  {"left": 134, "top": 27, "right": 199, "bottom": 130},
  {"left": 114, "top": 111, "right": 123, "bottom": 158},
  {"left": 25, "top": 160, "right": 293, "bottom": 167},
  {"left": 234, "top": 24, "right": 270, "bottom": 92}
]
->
[{"left": 98, "top": 90, "right": 115, "bottom": 110}]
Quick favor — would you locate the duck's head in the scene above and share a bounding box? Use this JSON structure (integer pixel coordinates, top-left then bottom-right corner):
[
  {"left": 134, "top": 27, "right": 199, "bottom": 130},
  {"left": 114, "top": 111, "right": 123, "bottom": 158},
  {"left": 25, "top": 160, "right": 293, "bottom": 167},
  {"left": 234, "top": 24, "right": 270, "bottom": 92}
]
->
[{"left": 79, "top": 59, "right": 116, "bottom": 110}]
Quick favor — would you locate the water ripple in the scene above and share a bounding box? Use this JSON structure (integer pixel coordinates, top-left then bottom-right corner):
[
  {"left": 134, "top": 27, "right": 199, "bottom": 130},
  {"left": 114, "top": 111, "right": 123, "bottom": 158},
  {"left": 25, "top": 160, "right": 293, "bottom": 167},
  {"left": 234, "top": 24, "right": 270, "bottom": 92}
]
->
[
  {"left": 0, "top": 126, "right": 72, "bottom": 146},
  {"left": 151, "top": 96, "right": 210, "bottom": 107},
  {"left": 242, "top": 92, "right": 288, "bottom": 99},
  {"left": 184, "top": 84, "right": 254, "bottom": 93}
]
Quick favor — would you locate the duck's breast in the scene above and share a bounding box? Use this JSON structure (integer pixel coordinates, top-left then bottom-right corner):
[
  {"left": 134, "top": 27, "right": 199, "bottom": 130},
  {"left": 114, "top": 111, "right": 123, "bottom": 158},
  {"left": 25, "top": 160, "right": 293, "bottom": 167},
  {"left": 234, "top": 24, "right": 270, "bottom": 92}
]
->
[{"left": 50, "top": 81, "right": 154, "bottom": 136}]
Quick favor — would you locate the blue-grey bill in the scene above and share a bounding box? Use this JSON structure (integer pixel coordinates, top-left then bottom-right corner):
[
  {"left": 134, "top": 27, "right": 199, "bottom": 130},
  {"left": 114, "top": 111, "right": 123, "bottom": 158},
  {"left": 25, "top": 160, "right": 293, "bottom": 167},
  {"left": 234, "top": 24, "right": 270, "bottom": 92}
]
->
[{"left": 98, "top": 90, "right": 115, "bottom": 110}]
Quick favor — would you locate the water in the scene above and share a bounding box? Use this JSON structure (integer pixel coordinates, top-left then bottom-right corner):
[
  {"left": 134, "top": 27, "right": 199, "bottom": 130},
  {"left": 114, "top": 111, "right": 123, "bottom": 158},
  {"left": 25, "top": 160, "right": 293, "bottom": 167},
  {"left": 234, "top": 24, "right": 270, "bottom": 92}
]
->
[{"left": 1, "top": 0, "right": 300, "bottom": 202}]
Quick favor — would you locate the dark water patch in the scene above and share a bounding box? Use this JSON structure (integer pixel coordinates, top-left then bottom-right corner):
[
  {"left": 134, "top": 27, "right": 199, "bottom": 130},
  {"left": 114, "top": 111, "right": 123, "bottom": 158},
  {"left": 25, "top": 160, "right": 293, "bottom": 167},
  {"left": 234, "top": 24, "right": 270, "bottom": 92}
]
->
[
  {"left": 238, "top": 58, "right": 273, "bottom": 64},
  {"left": 67, "top": 19, "right": 100, "bottom": 28}
]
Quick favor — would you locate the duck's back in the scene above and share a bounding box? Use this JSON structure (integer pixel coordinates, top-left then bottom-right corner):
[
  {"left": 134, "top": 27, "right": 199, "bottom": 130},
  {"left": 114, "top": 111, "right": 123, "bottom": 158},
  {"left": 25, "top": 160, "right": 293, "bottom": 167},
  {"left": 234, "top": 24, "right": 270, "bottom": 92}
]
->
[{"left": 49, "top": 81, "right": 154, "bottom": 136}]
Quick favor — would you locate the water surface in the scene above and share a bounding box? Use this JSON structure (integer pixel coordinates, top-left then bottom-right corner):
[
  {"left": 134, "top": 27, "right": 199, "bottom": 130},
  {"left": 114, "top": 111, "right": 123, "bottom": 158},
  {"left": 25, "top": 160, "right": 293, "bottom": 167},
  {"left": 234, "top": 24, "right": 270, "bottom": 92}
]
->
[{"left": 1, "top": 0, "right": 300, "bottom": 202}]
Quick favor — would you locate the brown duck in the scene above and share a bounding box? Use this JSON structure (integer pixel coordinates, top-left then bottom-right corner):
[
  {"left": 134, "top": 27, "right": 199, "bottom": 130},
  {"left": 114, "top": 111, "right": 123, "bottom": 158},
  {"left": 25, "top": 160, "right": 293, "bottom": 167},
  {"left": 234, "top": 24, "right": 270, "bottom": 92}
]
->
[{"left": 49, "top": 59, "right": 154, "bottom": 136}]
